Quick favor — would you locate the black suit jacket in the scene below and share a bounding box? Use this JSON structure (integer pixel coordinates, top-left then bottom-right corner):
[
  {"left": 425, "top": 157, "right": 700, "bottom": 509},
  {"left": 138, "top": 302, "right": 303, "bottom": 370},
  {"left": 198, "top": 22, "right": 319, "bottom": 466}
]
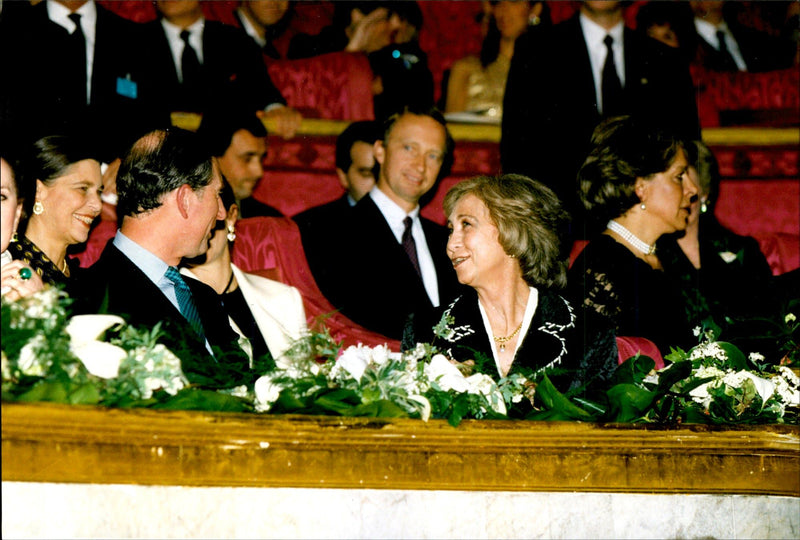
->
[
  {"left": 402, "top": 287, "right": 619, "bottom": 416},
  {"left": 72, "top": 242, "right": 253, "bottom": 389},
  {"left": 305, "top": 194, "right": 463, "bottom": 340},
  {"left": 294, "top": 195, "right": 353, "bottom": 291},
  {"left": 138, "top": 18, "right": 285, "bottom": 115},
  {"left": 691, "top": 21, "right": 796, "bottom": 73},
  {"left": 0, "top": 2, "right": 161, "bottom": 160},
  {"left": 501, "top": 17, "right": 700, "bottom": 222}
]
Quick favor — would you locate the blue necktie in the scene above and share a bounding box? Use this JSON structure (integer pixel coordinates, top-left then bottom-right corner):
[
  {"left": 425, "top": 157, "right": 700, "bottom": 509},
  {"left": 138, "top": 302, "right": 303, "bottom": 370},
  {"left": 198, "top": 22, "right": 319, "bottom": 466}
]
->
[{"left": 165, "top": 266, "right": 206, "bottom": 342}]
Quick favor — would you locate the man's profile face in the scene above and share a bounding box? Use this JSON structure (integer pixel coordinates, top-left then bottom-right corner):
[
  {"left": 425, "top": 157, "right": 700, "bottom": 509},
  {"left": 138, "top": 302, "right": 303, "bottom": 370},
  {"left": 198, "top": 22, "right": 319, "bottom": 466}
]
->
[
  {"left": 186, "top": 162, "right": 226, "bottom": 258},
  {"left": 338, "top": 140, "right": 376, "bottom": 202},
  {"left": 374, "top": 113, "right": 446, "bottom": 213},
  {"left": 217, "top": 129, "right": 267, "bottom": 201}
]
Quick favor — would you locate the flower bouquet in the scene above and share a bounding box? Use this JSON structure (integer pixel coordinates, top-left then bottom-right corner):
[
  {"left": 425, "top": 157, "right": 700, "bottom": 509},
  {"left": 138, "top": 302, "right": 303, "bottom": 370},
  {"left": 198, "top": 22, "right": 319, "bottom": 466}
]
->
[{"left": 2, "top": 288, "right": 248, "bottom": 412}]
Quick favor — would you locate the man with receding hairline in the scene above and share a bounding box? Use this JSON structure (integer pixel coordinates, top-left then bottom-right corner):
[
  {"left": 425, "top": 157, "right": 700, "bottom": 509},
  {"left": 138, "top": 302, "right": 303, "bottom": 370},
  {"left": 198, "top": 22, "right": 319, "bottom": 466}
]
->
[
  {"left": 305, "top": 106, "right": 462, "bottom": 340},
  {"left": 73, "top": 128, "right": 253, "bottom": 388}
]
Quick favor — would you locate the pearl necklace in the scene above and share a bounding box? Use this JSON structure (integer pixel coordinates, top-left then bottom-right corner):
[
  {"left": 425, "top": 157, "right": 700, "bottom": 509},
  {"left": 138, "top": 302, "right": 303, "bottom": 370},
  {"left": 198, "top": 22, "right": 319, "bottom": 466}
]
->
[
  {"left": 607, "top": 220, "right": 656, "bottom": 256},
  {"left": 493, "top": 321, "right": 523, "bottom": 352}
]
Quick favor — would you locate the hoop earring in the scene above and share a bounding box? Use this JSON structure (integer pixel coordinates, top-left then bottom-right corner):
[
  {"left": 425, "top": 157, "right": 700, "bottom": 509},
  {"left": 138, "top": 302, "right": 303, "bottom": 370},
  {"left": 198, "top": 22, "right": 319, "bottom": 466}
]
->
[
  {"left": 528, "top": 14, "right": 540, "bottom": 26},
  {"left": 11, "top": 232, "right": 18, "bottom": 243},
  {"left": 33, "top": 201, "right": 44, "bottom": 215},
  {"left": 226, "top": 225, "right": 236, "bottom": 242}
]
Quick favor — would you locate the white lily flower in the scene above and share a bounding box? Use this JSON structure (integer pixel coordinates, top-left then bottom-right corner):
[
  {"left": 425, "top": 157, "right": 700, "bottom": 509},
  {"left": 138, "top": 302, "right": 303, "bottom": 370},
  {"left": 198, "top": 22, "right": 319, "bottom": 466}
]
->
[
  {"left": 66, "top": 314, "right": 125, "bottom": 345},
  {"left": 723, "top": 370, "right": 776, "bottom": 407},
  {"left": 72, "top": 341, "right": 126, "bottom": 379},
  {"left": 65, "top": 314, "right": 126, "bottom": 379},
  {"left": 425, "top": 354, "right": 469, "bottom": 393}
]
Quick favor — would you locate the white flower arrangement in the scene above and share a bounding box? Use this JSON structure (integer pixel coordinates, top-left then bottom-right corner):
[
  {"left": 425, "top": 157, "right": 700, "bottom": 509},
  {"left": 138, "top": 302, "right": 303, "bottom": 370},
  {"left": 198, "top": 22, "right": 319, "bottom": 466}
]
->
[
  {"left": 657, "top": 328, "right": 800, "bottom": 423},
  {"left": 2, "top": 288, "right": 188, "bottom": 406}
]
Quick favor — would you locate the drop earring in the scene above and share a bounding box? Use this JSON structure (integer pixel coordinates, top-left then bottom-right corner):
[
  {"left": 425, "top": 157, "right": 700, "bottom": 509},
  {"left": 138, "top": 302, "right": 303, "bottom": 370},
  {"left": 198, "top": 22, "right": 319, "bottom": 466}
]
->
[
  {"left": 226, "top": 225, "right": 236, "bottom": 242},
  {"left": 700, "top": 199, "right": 708, "bottom": 214},
  {"left": 640, "top": 203, "right": 646, "bottom": 211},
  {"left": 33, "top": 201, "right": 44, "bottom": 215}
]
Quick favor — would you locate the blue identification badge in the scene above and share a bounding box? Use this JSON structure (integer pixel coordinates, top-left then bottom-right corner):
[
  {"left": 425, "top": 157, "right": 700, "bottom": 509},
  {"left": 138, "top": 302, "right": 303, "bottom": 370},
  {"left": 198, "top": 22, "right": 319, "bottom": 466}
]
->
[{"left": 116, "top": 75, "right": 138, "bottom": 99}]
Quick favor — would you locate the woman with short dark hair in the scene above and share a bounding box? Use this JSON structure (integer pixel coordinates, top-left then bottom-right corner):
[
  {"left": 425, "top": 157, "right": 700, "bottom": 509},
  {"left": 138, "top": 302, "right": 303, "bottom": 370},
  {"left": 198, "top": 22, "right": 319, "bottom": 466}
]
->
[
  {"left": 403, "top": 174, "right": 617, "bottom": 413},
  {"left": 569, "top": 116, "right": 698, "bottom": 354}
]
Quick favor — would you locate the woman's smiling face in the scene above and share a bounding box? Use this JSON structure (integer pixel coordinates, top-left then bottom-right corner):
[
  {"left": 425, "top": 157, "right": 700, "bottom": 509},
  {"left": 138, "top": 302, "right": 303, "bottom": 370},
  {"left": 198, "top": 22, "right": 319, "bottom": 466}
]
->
[
  {"left": 446, "top": 193, "right": 513, "bottom": 289},
  {"left": 33, "top": 159, "right": 103, "bottom": 246}
]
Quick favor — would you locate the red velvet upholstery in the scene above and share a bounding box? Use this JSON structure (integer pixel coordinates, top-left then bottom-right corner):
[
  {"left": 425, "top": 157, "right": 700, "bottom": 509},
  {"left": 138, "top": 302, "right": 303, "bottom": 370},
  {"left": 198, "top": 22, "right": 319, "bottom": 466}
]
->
[
  {"left": 75, "top": 220, "right": 117, "bottom": 269},
  {"left": 231, "top": 216, "right": 401, "bottom": 350},
  {"left": 693, "top": 68, "right": 800, "bottom": 127},
  {"left": 267, "top": 53, "right": 375, "bottom": 120},
  {"left": 616, "top": 336, "right": 665, "bottom": 369}
]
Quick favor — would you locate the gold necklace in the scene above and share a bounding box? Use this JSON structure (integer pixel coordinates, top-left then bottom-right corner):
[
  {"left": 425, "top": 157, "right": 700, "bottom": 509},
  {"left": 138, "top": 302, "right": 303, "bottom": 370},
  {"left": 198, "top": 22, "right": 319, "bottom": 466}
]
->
[{"left": 493, "top": 321, "right": 523, "bottom": 352}]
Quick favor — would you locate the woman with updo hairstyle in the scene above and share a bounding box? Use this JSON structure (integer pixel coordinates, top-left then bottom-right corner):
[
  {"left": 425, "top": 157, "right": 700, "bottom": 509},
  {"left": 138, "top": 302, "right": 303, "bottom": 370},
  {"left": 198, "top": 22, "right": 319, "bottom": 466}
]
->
[
  {"left": 9, "top": 135, "right": 102, "bottom": 292},
  {"left": 403, "top": 174, "right": 618, "bottom": 414},
  {"left": 568, "top": 116, "right": 698, "bottom": 355}
]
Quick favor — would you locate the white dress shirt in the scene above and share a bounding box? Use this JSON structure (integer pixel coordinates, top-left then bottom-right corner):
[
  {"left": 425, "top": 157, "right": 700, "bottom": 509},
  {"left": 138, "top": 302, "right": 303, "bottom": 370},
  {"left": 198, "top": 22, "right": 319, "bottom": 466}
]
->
[
  {"left": 370, "top": 186, "right": 440, "bottom": 307},
  {"left": 694, "top": 18, "right": 748, "bottom": 71},
  {"left": 236, "top": 8, "right": 265, "bottom": 48},
  {"left": 160, "top": 17, "right": 205, "bottom": 83},
  {"left": 580, "top": 13, "right": 625, "bottom": 115},
  {"left": 47, "top": 0, "right": 96, "bottom": 103}
]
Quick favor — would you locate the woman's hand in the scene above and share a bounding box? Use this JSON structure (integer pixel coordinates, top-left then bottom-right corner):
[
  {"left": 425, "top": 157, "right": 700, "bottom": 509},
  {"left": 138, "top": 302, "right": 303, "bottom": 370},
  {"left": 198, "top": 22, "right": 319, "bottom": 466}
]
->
[{"left": 1, "top": 261, "right": 44, "bottom": 301}]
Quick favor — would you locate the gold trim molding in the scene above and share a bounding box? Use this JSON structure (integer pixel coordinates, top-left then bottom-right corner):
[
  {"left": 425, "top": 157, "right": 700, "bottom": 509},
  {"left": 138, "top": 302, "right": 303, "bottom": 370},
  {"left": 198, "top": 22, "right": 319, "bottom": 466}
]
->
[
  {"left": 3, "top": 403, "right": 798, "bottom": 495},
  {"left": 170, "top": 113, "right": 798, "bottom": 146}
]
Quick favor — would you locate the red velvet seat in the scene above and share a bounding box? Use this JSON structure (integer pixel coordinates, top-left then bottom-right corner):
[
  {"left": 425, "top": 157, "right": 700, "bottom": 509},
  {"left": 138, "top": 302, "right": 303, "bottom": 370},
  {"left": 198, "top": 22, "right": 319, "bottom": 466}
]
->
[
  {"left": 75, "top": 220, "right": 117, "bottom": 268},
  {"left": 267, "top": 52, "right": 375, "bottom": 121},
  {"left": 231, "top": 216, "right": 401, "bottom": 350}
]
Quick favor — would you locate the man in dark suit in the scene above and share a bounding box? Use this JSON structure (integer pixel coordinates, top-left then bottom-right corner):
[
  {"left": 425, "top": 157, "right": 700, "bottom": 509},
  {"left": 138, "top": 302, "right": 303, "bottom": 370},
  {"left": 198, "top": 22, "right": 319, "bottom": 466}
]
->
[
  {"left": 197, "top": 107, "right": 282, "bottom": 219},
  {"left": 294, "top": 120, "right": 382, "bottom": 288},
  {"left": 294, "top": 120, "right": 381, "bottom": 226},
  {"left": 305, "top": 106, "right": 462, "bottom": 340},
  {"left": 140, "top": 0, "right": 301, "bottom": 139},
  {"left": 73, "top": 128, "right": 253, "bottom": 389},
  {"left": 501, "top": 1, "right": 700, "bottom": 238},
  {"left": 688, "top": 1, "right": 795, "bottom": 73},
  {"left": 0, "top": 0, "right": 161, "bottom": 162}
]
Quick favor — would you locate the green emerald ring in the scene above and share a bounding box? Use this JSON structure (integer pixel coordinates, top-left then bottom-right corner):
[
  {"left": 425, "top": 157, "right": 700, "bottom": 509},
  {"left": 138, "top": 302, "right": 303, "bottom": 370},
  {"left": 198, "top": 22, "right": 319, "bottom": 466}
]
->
[{"left": 18, "top": 267, "right": 32, "bottom": 281}]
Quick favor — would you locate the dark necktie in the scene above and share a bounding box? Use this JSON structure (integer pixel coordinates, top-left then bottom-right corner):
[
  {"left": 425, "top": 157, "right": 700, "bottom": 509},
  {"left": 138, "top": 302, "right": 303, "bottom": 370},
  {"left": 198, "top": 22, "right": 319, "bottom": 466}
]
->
[
  {"left": 165, "top": 266, "right": 206, "bottom": 342},
  {"left": 180, "top": 29, "right": 201, "bottom": 87},
  {"left": 716, "top": 30, "right": 739, "bottom": 71},
  {"left": 402, "top": 216, "right": 422, "bottom": 278},
  {"left": 68, "top": 13, "right": 87, "bottom": 105},
  {"left": 601, "top": 35, "right": 623, "bottom": 117}
]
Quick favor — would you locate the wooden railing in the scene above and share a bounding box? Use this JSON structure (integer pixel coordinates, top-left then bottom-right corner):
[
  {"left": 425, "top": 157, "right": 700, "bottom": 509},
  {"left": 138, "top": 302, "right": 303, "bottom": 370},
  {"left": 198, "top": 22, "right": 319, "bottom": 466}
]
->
[
  {"left": 172, "top": 113, "right": 800, "bottom": 146},
  {"left": 3, "top": 402, "right": 798, "bottom": 495}
]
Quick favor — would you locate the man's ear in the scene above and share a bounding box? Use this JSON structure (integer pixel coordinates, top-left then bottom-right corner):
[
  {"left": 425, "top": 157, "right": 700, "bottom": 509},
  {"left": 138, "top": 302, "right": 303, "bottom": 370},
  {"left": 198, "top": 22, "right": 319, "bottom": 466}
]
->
[
  {"left": 373, "top": 140, "right": 385, "bottom": 166},
  {"left": 336, "top": 168, "right": 349, "bottom": 190},
  {"left": 175, "top": 184, "right": 194, "bottom": 220}
]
